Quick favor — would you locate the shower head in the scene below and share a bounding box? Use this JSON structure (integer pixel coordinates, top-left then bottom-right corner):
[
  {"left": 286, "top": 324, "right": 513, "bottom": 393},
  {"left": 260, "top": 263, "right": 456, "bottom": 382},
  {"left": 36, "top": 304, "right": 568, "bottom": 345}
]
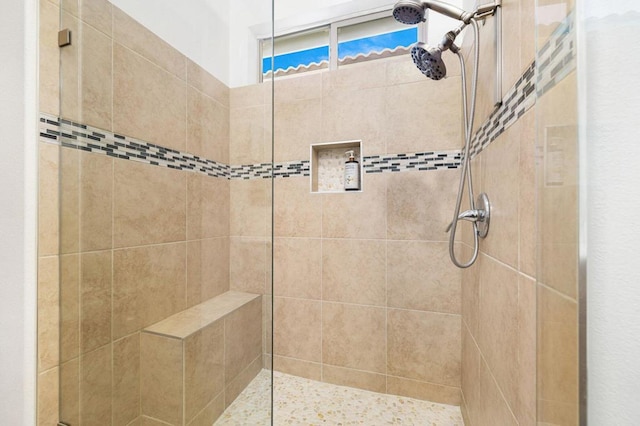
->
[
  {"left": 392, "top": 0, "right": 426, "bottom": 25},
  {"left": 411, "top": 43, "right": 447, "bottom": 80},
  {"left": 392, "top": 0, "right": 474, "bottom": 25}
]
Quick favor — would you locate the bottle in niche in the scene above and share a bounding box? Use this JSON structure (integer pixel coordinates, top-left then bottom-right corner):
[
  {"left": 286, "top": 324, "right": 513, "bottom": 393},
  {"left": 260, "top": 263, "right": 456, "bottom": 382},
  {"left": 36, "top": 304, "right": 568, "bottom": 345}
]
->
[{"left": 344, "top": 150, "right": 360, "bottom": 191}]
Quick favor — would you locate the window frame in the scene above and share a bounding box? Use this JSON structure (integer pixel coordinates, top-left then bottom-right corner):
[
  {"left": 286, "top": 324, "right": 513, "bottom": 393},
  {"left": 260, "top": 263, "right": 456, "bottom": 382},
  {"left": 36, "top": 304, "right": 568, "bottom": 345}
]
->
[{"left": 259, "top": 9, "right": 426, "bottom": 81}]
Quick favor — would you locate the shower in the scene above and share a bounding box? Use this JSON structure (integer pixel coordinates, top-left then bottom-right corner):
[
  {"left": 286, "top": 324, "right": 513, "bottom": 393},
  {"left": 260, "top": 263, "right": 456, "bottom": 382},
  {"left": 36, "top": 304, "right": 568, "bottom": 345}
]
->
[{"left": 393, "top": 0, "right": 501, "bottom": 268}]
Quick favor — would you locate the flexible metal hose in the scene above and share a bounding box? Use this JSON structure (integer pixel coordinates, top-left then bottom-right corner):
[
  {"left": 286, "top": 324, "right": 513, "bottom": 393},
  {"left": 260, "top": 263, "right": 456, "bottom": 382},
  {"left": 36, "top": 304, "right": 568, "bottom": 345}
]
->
[{"left": 448, "top": 19, "right": 480, "bottom": 268}]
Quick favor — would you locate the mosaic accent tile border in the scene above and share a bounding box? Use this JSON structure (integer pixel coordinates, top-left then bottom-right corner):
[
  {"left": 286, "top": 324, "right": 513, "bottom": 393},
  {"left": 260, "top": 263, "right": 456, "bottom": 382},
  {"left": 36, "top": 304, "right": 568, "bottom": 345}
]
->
[
  {"left": 537, "top": 9, "right": 576, "bottom": 97},
  {"left": 467, "top": 9, "right": 576, "bottom": 159},
  {"left": 38, "top": 113, "right": 460, "bottom": 180},
  {"left": 468, "top": 62, "right": 536, "bottom": 159},
  {"left": 363, "top": 151, "right": 461, "bottom": 173},
  {"left": 39, "top": 114, "right": 230, "bottom": 178}
]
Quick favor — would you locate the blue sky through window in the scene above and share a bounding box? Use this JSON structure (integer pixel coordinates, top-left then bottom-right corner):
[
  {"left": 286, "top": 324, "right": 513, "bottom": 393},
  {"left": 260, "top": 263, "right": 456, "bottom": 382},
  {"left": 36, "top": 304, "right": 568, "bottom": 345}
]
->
[{"left": 263, "top": 28, "right": 417, "bottom": 75}]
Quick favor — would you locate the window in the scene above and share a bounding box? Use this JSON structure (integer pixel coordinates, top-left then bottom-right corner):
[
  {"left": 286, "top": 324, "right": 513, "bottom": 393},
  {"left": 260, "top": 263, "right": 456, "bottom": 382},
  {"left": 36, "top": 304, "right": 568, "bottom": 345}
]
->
[{"left": 261, "top": 11, "right": 421, "bottom": 80}]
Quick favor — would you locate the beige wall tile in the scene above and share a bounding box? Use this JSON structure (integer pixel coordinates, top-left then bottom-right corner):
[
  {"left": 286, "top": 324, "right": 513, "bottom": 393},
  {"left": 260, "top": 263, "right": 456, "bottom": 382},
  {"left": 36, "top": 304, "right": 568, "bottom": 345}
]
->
[
  {"left": 187, "top": 174, "right": 229, "bottom": 240},
  {"left": 322, "top": 61, "right": 386, "bottom": 93},
  {"left": 273, "top": 356, "right": 322, "bottom": 381},
  {"left": 322, "top": 239, "right": 386, "bottom": 306},
  {"left": 475, "top": 357, "right": 518, "bottom": 426},
  {"left": 480, "top": 127, "right": 520, "bottom": 269},
  {"left": 60, "top": 358, "right": 80, "bottom": 425},
  {"left": 274, "top": 73, "right": 322, "bottom": 104},
  {"left": 113, "top": 7, "right": 186, "bottom": 79},
  {"left": 478, "top": 254, "right": 519, "bottom": 414},
  {"left": 80, "top": 152, "right": 113, "bottom": 251},
  {"left": 38, "top": 256, "right": 59, "bottom": 372},
  {"left": 113, "top": 333, "right": 141, "bottom": 426},
  {"left": 323, "top": 365, "right": 386, "bottom": 394},
  {"left": 225, "top": 298, "right": 262, "bottom": 385},
  {"left": 461, "top": 325, "right": 481, "bottom": 426},
  {"left": 80, "top": 344, "right": 112, "bottom": 425},
  {"left": 59, "top": 11, "right": 80, "bottom": 120},
  {"left": 387, "top": 375, "right": 460, "bottom": 406},
  {"left": 274, "top": 98, "right": 322, "bottom": 162},
  {"left": 142, "top": 416, "right": 173, "bottom": 426},
  {"left": 387, "top": 170, "right": 458, "bottom": 241},
  {"left": 185, "top": 322, "right": 225, "bottom": 424},
  {"left": 230, "top": 106, "right": 267, "bottom": 165},
  {"left": 537, "top": 284, "right": 579, "bottom": 423},
  {"left": 521, "top": 0, "right": 536, "bottom": 66},
  {"left": 501, "top": 0, "right": 522, "bottom": 95},
  {"left": 186, "top": 393, "right": 225, "bottom": 426},
  {"left": 140, "top": 333, "right": 183, "bottom": 425},
  {"left": 80, "top": 251, "right": 112, "bottom": 353},
  {"left": 274, "top": 238, "right": 321, "bottom": 300},
  {"left": 38, "top": 143, "right": 59, "bottom": 256},
  {"left": 113, "top": 43, "right": 186, "bottom": 151},
  {"left": 113, "top": 160, "right": 186, "bottom": 248},
  {"left": 79, "top": 21, "right": 112, "bottom": 130},
  {"left": 60, "top": 255, "right": 79, "bottom": 363},
  {"left": 322, "top": 173, "right": 387, "bottom": 239},
  {"left": 79, "top": 0, "right": 112, "bottom": 36},
  {"left": 187, "top": 87, "right": 230, "bottom": 164},
  {"left": 187, "top": 59, "right": 230, "bottom": 106},
  {"left": 37, "top": 367, "right": 59, "bottom": 426},
  {"left": 224, "top": 355, "right": 262, "bottom": 408},
  {"left": 60, "top": 147, "right": 79, "bottom": 254},
  {"left": 39, "top": 0, "right": 60, "bottom": 116},
  {"left": 187, "top": 238, "right": 230, "bottom": 307},
  {"left": 273, "top": 297, "right": 321, "bottom": 362},
  {"left": 387, "top": 241, "right": 461, "bottom": 314},
  {"left": 229, "top": 237, "right": 267, "bottom": 294},
  {"left": 385, "top": 78, "right": 462, "bottom": 153},
  {"left": 321, "top": 86, "right": 386, "bottom": 156},
  {"left": 518, "top": 274, "right": 536, "bottom": 426},
  {"left": 461, "top": 247, "right": 481, "bottom": 339},
  {"left": 274, "top": 177, "right": 322, "bottom": 238},
  {"left": 230, "top": 179, "right": 268, "bottom": 238},
  {"left": 387, "top": 309, "right": 461, "bottom": 387},
  {"left": 230, "top": 83, "right": 266, "bottom": 109},
  {"left": 113, "top": 243, "right": 186, "bottom": 339},
  {"left": 519, "top": 110, "right": 536, "bottom": 277},
  {"left": 322, "top": 302, "right": 386, "bottom": 374}
]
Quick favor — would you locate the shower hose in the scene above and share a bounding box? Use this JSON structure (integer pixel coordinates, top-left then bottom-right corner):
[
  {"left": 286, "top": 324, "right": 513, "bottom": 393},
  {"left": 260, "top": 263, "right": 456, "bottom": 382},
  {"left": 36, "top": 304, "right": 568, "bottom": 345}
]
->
[{"left": 448, "top": 19, "right": 481, "bottom": 268}]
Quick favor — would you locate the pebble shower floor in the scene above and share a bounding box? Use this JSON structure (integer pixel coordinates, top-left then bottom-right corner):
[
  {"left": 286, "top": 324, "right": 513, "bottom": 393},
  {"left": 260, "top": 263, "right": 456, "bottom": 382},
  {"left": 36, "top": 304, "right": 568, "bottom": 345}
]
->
[{"left": 214, "top": 370, "right": 464, "bottom": 425}]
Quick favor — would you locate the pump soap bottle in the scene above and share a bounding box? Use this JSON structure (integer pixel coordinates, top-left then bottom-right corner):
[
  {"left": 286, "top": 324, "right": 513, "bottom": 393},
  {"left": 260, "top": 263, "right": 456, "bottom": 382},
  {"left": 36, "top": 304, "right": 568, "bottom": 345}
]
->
[{"left": 344, "top": 150, "right": 360, "bottom": 191}]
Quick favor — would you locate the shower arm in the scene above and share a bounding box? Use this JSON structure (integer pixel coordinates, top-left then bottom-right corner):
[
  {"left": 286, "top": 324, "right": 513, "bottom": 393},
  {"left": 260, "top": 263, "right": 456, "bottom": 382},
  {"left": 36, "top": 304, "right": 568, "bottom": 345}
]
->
[{"left": 423, "top": 0, "right": 500, "bottom": 24}]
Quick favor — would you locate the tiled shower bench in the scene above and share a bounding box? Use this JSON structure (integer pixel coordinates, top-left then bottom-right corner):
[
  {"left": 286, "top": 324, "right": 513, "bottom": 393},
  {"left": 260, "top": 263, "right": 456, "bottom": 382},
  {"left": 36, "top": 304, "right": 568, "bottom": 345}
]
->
[{"left": 140, "top": 291, "right": 263, "bottom": 426}]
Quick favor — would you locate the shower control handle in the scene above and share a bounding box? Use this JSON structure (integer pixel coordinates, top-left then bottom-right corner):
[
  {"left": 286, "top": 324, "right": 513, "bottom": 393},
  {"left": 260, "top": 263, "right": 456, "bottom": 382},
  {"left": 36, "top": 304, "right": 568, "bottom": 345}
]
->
[{"left": 444, "top": 193, "right": 491, "bottom": 238}]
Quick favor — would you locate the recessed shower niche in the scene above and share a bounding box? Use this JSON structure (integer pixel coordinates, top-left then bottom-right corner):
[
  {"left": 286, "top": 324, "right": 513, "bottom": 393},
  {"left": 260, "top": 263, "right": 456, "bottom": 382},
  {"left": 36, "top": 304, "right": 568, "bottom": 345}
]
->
[{"left": 310, "top": 140, "right": 363, "bottom": 193}]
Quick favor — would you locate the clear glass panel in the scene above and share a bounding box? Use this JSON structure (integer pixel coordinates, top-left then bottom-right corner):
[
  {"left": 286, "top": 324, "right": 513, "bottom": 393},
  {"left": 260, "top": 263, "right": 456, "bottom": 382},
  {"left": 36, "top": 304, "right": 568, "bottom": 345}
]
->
[
  {"left": 337, "top": 15, "right": 417, "bottom": 66},
  {"left": 262, "top": 26, "right": 330, "bottom": 79},
  {"left": 535, "top": 0, "right": 581, "bottom": 424},
  {"left": 56, "top": 1, "right": 274, "bottom": 424}
]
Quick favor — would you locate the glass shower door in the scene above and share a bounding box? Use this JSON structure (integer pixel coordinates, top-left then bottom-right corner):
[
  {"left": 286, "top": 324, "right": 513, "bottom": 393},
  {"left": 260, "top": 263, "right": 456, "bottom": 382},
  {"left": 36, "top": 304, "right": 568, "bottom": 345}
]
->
[{"left": 56, "top": 1, "right": 274, "bottom": 424}]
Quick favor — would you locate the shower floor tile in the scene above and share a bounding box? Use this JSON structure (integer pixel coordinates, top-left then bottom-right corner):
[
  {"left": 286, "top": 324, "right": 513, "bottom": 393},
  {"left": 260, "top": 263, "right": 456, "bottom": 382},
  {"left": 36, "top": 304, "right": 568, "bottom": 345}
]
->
[{"left": 214, "top": 370, "right": 464, "bottom": 425}]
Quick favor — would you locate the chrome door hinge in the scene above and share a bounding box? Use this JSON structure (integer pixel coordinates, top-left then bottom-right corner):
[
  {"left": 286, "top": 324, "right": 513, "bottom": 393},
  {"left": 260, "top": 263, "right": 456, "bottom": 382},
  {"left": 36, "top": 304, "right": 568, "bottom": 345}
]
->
[{"left": 58, "top": 29, "right": 72, "bottom": 47}]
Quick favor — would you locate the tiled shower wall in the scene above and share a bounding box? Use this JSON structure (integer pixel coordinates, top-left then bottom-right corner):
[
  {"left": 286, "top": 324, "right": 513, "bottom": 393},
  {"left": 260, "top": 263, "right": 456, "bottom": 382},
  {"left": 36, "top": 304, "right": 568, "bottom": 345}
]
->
[
  {"left": 459, "top": 0, "right": 580, "bottom": 424},
  {"left": 37, "top": 1, "right": 233, "bottom": 425},
  {"left": 457, "top": 0, "right": 538, "bottom": 424},
  {"left": 226, "top": 56, "right": 466, "bottom": 404}
]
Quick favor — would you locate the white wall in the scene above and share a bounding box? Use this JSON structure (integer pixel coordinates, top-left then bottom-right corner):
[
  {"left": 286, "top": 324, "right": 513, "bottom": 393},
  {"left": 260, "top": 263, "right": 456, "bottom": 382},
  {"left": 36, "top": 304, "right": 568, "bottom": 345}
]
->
[
  {"left": 0, "top": 0, "right": 38, "bottom": 423},
  {"left": 582, "top": 2, "right": 640, "bottom": 424}
]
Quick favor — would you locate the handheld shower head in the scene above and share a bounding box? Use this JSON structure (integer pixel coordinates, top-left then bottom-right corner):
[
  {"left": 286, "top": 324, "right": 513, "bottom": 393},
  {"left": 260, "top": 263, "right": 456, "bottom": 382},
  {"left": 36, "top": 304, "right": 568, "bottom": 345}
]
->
[
  {"left": 411, "top": 43, "right": 447, "bottom": 80},
  {"left": 392, "top": 0, "right": 425, "bottom": 25}
]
